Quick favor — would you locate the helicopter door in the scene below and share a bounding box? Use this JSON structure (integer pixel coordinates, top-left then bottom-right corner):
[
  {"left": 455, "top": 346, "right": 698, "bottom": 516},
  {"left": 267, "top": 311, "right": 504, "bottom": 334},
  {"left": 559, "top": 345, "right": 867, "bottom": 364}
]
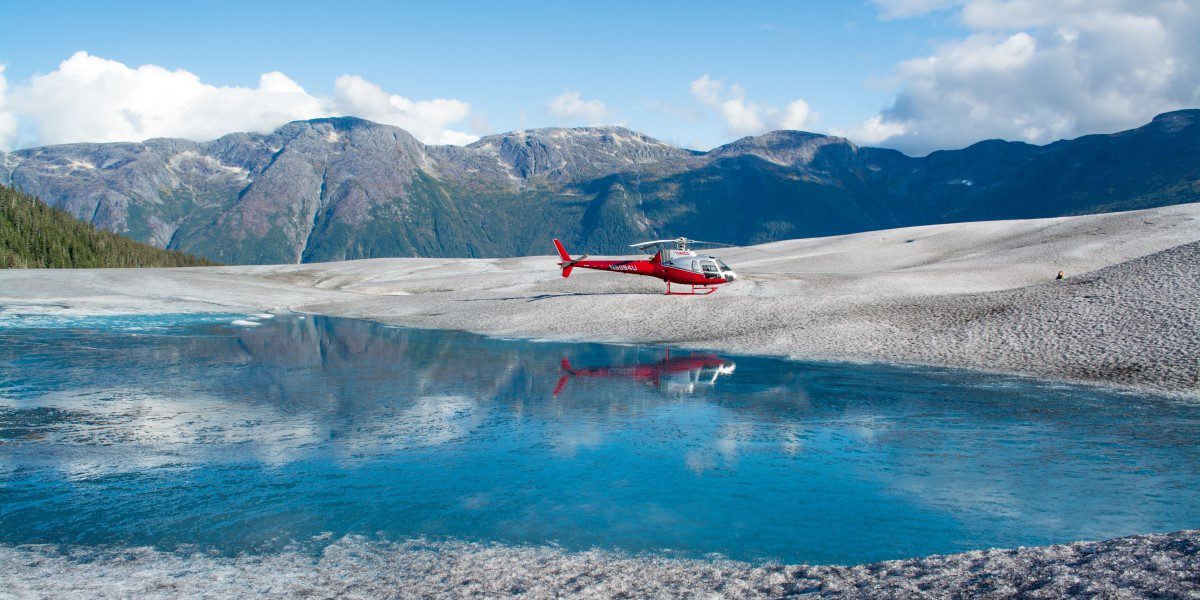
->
[{"left": 700, "top": 260, "right": 720, "bottom": 277}]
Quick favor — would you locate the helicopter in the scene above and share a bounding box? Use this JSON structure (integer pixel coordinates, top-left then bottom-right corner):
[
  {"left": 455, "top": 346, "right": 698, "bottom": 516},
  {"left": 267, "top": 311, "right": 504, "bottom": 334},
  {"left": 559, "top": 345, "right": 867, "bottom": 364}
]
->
[{"left": 552, "top": 237, "right": 744, "bottom": 295}]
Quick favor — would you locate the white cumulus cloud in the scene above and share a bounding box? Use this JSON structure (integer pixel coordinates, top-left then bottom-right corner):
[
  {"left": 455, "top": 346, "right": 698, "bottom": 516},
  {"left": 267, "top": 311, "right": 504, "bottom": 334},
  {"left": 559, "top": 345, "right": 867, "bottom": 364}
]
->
[
  {"left": 852, "top": 0, "right": 1200, "bottom": 154},
  {"left": 8, "top": 52, "right": 327, "bottom": 147},
  {"left": 3, "top": 51, "right": 478, "bottom": 149},
  {"left": 838, "top": 114, "right": 908, "bottom": 146},
  {"left": 545, "top": 91, "right": 614, "bottom": 125},
  {"left": 779, "top": 100, "right": 815, "bottom": 130},
  {"left": 0, "top": 65, "right": 18, "bottom": 151},
  {"left": 331, "top": 75, "right": 476, "bottom": 145},
  {"left": 689, "top": 75, "right": 816, "bottom": 137}
]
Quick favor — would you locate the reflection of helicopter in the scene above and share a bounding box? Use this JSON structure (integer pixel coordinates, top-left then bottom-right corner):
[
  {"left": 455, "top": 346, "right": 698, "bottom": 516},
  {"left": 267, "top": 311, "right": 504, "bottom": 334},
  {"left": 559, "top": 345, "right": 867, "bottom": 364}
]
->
[
  {"left": 553, "top": 350, "right": 736, "bottom": 396},
  {"left": 553, "top": 237, "right": 744, "bottom": 295}
]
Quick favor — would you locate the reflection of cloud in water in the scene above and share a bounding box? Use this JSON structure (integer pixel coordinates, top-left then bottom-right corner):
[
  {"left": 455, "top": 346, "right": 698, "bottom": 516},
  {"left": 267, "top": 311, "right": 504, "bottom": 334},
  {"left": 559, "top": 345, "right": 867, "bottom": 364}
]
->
[
  {"left": 551, "top": 423, "right": 602, "bottom": 457},
  {"left": 381, "top": 394, "right": 478, "bottom": 449},
  {"left": 1, "top": 386, "right": 480, "bottom": 475},
  {"left": 781, "top": 426, "right": 804, "bottom": 456},
  {"left": 4, "top": 314, "right": 1200, "bottom": 562},
  {"left": 686, "top": 420, "right": 808, "bottom": 473},
  {"left": 1, "top": 388, "right": 324, "bottom": 475},
  {"left": 716, "top": 422, "right": 752, "bottom": 461},
  {"left": 684, "top": 450, "right": 715, "bottom": 476}
]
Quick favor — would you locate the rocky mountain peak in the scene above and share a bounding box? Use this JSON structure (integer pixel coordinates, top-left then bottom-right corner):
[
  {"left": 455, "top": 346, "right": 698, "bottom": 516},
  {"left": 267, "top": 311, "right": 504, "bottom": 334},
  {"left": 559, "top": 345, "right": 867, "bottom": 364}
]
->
[
  {"left": 1146, "top": 109, "right": 1199, "bottom": 134},
  {"left": 708, "top": 130, "right": 855, "bottom": 167},
  {"left": 272, "top": 117, "right": 426, "bottom": 153},
  {"left": 468, "top": 126, "right": 694, "bottom": 181}
]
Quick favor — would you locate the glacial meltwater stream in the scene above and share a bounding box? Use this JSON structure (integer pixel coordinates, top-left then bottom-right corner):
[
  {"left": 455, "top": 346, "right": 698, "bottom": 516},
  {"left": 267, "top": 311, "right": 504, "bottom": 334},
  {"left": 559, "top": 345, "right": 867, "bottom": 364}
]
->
[{"left": 1, "top": 313, "right": 1198, "bottom": 566}]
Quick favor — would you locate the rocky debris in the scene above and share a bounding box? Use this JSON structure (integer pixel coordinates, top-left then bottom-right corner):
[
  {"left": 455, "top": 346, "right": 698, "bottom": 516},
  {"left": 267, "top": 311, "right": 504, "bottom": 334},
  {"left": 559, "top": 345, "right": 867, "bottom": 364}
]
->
[{"left": 2, "top": 530, "right": 1196, "bottom": 598}]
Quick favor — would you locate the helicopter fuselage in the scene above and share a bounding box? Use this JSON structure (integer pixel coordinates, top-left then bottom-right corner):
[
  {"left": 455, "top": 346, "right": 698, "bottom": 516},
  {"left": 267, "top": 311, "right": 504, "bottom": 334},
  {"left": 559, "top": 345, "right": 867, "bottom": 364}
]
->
[
  {"left": 553, "top": 239, "right": 739, "bottom": 295},
  {"left": 571, "top": 251, "right": 735, "bottom": 284}
]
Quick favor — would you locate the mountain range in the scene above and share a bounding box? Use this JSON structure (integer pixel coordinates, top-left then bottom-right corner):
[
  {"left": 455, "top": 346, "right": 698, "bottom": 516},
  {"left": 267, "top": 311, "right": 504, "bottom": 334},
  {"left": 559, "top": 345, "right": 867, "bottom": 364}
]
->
[{"left": 1, "top": 110, "right": 1197, "bottom": 264}]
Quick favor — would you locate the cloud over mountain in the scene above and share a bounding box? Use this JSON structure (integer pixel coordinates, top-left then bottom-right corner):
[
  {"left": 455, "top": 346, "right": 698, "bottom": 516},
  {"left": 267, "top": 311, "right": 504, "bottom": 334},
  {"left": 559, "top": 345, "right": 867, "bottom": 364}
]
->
[
  {"left": 546, "top": 91, "right": 614, "bottom": 126},
  {"left": 849, "top": 0, "right": 1200, "bottom": 154},
  {"left": 0, "top": 66, "right": 17, "bottom": 150},
  {"left": 690, "top": 75, "right": 815, "bottom": 138},
  {"left": 331, "top": 75, "right": 476, "bottom": 145},
  {"left": 0, "top": 52, "right": 478, "bottom": 150}
]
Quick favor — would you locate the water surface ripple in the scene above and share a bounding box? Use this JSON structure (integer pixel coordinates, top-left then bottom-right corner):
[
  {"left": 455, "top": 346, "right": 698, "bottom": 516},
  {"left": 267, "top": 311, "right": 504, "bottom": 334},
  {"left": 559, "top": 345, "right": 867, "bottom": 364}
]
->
[{"left": 1, "top": 313, "right": 1197, "bottom": 565}]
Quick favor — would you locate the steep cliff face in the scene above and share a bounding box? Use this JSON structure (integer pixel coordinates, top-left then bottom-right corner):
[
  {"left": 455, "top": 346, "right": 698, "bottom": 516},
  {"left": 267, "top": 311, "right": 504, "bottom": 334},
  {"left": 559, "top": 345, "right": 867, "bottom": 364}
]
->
[{"left": 2, "top": 110, "right": 1197, "bottom": 264}]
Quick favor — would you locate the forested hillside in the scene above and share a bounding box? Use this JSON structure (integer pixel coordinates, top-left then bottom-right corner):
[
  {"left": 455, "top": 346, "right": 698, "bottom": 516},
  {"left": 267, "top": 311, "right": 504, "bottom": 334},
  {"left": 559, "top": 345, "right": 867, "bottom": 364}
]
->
[{"left": 0, "top": 185, "right": 216, "bottom": 268}]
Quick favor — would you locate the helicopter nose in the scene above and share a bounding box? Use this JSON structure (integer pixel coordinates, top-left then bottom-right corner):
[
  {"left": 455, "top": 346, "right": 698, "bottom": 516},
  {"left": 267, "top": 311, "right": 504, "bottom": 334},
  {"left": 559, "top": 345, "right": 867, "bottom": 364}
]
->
[{"left": 723, "top": 271, "right": 737, "bottom": 282}]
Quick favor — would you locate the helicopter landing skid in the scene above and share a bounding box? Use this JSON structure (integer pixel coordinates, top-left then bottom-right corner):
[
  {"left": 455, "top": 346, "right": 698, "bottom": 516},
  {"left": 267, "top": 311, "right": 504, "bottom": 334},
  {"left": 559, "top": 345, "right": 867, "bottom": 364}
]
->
[{"left": 665, "top": 282, "right": 718, "bottom": 296}]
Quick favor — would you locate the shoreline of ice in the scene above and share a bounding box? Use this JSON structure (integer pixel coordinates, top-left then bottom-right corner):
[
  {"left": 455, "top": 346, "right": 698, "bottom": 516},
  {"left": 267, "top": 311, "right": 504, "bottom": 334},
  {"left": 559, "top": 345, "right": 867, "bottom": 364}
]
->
[{"left": 2, "top": 530, "right": 1196, "bottom": 598}]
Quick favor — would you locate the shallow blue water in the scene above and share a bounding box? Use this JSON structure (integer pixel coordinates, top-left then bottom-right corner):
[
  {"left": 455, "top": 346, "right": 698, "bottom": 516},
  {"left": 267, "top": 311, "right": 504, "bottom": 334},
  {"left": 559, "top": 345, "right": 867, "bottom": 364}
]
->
[{"left": 1, "top": 313, "right": 1198, "bottom": 565}]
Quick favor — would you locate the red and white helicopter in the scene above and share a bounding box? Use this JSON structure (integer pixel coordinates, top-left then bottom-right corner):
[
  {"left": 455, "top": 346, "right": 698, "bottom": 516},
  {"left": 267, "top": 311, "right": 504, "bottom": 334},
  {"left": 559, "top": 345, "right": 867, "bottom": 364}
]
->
[{"left": 553, "top": 237, "right": 743, "bottom": 295}]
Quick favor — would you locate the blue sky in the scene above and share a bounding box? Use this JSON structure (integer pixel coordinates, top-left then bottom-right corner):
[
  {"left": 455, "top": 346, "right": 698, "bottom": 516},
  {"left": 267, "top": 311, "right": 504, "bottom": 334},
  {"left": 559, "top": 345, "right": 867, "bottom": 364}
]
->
[{"left": 0, "top": 1, "right": 1196, "bottom": 154}]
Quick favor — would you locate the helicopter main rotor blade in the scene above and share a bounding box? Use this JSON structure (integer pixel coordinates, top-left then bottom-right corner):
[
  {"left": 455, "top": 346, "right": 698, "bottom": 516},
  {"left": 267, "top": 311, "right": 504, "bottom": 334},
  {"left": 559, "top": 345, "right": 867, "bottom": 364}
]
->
[
  {"left": 685, "top": 239, "right": 738, "bottom": 247},
  {"left": 629, "top": 239, "right": 677, "bottom": 250},
  {"left": 686, "top": 239, "right": 770, "bottom": 253}
]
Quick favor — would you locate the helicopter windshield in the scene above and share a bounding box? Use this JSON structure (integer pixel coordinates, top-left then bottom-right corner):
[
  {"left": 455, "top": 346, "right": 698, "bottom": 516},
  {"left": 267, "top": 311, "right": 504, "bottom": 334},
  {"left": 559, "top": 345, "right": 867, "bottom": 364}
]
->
[{"left": 715, "top": 259, "right": 732, "bottom": 272}]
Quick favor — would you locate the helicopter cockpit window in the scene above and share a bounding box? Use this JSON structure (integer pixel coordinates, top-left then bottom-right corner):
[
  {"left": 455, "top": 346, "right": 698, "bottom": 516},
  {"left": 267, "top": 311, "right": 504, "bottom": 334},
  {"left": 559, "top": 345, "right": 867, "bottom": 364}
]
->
[
  {"left": 701, "top": 261, "right": 719, "bottom": 274},
  {"left": 715, "top": 260, "right": 732, "bottom": 272}
]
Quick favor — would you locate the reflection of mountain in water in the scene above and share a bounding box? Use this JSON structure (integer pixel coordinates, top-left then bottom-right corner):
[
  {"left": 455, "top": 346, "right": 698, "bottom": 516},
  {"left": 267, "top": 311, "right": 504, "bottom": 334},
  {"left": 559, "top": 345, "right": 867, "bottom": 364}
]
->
[
  {"left": 2, "top": 316, "right": 750, "bottom": 469},
  {"left": 3, "top": 314, "right": 1200, "bottom": 563},
  {"left": 4, "top": 315, "right": 1196, "bottom": 468}
]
